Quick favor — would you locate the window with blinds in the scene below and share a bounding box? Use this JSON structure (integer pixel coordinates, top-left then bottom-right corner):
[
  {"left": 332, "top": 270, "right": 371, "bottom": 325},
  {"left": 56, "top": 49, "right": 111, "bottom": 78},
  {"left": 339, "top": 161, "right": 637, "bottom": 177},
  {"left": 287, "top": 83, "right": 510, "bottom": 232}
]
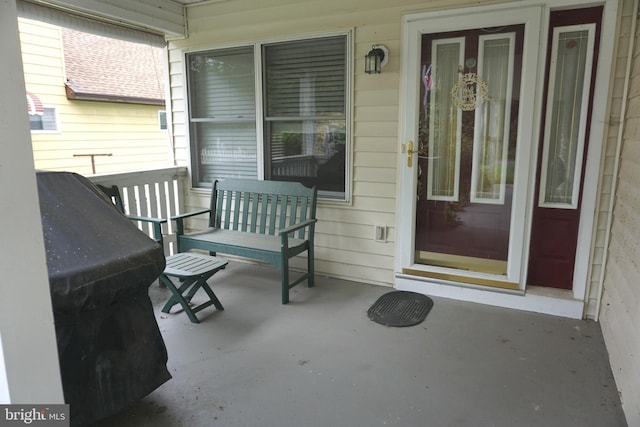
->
[
  {"left": 186, "top": 35, "right": 348, "bottom": 198},
  {"left": 187, "top": 46, "right": 257, "bottom": 185},
  {"left": 263, "top": 36, "right": 346, "bottom": 196}
]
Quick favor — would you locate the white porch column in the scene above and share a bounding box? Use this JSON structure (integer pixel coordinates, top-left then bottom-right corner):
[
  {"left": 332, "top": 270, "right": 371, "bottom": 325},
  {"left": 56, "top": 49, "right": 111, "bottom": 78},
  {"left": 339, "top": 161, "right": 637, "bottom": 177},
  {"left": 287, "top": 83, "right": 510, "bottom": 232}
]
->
[{"left": 0, "top": 0, "right": 64, "bottom": 404}]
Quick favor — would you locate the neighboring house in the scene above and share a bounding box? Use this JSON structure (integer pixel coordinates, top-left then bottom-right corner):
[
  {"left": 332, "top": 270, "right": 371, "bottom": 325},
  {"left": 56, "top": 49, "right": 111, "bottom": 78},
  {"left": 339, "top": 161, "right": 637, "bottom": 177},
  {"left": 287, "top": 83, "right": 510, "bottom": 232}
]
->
[
  {"left": 3, "top": 0, "right": 640, "bottom": 425},
  {"left": 18, "top": 18, "right": 172, "bottom": 175}
]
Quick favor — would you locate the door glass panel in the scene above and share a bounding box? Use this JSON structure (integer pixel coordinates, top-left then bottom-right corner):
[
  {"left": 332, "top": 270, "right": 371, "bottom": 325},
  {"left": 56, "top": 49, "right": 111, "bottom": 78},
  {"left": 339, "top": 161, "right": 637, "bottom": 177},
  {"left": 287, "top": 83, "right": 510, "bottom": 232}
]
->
[
  {"left": 427, "top": 38, "right": 464, "bottom": 201},
  {"left": 539, "top": 25, "right": 595, "bottom": 209},
  {"left": 416, "top": 25, "right": 524, "bottom": 276},
  {"left": 471, "top": 34, "right": 515, "bottom": 204}
]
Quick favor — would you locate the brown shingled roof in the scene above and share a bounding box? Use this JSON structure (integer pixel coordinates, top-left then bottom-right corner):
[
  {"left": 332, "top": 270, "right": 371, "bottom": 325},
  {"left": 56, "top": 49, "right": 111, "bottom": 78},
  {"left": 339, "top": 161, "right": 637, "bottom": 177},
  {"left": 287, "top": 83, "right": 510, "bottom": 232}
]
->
[{"left": 63, "top": 28, "right": 165, "bottom": 105}]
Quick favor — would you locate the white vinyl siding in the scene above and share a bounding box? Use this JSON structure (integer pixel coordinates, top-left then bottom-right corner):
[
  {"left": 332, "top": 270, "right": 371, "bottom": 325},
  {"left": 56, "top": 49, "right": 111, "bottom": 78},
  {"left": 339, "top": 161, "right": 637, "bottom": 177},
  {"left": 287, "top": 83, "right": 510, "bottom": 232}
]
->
[
  {"left": 166, "top": 0, "right": 632, "bottom": 320},
  {"left": 599, "top": 1, "right": 640, "bottom": 423}
]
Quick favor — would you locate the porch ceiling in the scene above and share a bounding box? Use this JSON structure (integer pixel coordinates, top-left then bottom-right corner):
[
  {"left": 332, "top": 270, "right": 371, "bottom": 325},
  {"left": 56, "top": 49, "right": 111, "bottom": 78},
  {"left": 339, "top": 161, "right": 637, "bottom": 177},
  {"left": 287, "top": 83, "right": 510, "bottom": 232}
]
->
[
  {"left": 27, "top": 0, "right": 222, "bottom": 37},
  {"left": 24, "top": 0, "right": 239, "bottom": 39}
]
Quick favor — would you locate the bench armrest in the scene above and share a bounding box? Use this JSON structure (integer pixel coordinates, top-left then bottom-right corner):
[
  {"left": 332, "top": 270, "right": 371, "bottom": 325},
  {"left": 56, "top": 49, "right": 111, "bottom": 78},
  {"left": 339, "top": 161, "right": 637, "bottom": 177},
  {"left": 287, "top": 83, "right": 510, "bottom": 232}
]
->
[
  {"left": 170, "top": 208, "right": 211, "bottom": 222},
  {"left": 171, "top": 208, "right": 211, "bottom": 235},
  {"left": 279, "top": 218, "right": 317, "bottom": 236},
  {"left": 126, "top": 215, "right": 167, "bottom": 245},
  {"left": 127, "top": 215, "right": 167, "bottom": 225}
]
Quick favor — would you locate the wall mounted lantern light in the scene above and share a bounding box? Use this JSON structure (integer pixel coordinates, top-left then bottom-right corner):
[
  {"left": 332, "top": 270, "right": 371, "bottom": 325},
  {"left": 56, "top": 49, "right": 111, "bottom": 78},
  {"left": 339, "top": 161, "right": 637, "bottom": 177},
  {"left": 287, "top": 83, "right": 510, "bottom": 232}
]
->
[{"left": 365, "top": 45, "right": 389, "bottom": 74}]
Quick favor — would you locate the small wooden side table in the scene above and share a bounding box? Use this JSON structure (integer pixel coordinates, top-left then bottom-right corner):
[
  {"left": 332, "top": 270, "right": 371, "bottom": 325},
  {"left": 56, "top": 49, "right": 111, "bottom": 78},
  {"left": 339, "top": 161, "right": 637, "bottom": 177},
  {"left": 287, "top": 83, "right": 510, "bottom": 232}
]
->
[{"left": 159, "top": 252, "right": 228, "bottom": 323}]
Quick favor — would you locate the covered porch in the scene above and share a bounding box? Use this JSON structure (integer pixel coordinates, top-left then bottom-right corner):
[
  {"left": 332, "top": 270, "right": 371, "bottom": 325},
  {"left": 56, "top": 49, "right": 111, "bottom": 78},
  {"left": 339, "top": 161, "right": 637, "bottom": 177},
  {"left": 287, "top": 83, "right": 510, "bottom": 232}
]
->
[
  {"left": 2, "top": 0, "right": 639, "bottom": 425},
  {"left": 91, "top": 259, "right": 626, "bottom": 427},
  {"left": 80, "top": 165, "right": 625, "bottom": 426},
  {"left": 15, "top": 157, "right": 615, "bottom": 426}
]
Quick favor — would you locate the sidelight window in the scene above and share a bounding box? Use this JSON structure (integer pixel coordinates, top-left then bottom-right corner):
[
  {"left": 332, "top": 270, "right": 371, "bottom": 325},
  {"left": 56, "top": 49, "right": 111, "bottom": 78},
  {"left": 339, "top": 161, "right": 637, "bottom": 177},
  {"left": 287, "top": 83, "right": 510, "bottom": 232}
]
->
[{"left": 539, "top": 24, "right": 596, "bottom": 209}]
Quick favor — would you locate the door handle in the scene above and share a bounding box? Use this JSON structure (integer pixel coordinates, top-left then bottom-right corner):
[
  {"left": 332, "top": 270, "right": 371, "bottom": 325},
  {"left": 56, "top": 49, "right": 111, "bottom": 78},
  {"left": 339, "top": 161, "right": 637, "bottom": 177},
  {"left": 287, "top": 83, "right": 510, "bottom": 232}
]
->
[
  {"left": 407, "top": 140, "right": 423, "bottom": 167},
  {"left": 407, "top": 140, "right": 414, "bottom": 167},
  {"left": 406, "top": 140, "right": 430, "bottom": 167}
]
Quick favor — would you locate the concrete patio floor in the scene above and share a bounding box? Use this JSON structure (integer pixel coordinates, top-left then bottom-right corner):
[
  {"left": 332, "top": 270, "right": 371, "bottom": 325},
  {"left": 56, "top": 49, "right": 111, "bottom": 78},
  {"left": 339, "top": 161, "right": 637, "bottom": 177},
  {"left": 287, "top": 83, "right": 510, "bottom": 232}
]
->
[{"left": 91, "top": 260, "right": 627, "bottom": 427}]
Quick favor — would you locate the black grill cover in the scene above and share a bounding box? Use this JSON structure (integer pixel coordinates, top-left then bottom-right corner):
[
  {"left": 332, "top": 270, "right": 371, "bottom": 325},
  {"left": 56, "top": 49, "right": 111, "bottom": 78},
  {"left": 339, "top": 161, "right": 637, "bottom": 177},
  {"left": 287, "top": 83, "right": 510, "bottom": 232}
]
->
[{"left": 37, "top": 171, "right": 171, "bottom": 426}]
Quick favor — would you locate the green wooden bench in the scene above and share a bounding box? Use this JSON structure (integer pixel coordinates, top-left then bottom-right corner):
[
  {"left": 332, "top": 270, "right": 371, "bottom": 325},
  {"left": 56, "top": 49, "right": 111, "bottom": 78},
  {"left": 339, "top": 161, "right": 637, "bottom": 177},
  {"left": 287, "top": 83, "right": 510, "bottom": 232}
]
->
[{"left": 173, "top": 179, "right": 318, "bottom": 304}]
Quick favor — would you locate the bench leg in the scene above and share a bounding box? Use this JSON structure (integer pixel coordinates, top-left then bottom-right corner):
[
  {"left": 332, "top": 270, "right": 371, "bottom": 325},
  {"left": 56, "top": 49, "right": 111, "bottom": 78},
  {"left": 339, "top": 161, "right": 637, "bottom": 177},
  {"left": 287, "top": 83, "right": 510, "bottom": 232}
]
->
[
  {"left": 279, "top": 246, "right": 315, "bottom": 304},
  {"left": 307, "top": 245, "right": 315, "bottom": 288},
  {"left": 281, "top": 256, "right": 289, "bottom": 305}
]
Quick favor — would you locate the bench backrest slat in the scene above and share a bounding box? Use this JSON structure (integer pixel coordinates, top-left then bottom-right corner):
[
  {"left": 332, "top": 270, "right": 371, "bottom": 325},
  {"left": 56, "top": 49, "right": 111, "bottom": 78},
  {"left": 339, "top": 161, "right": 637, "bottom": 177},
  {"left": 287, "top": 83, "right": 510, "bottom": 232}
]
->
[
  {"left": 209, "top": 179, "right": 317, "bottom": 238},
  {"left": 289, "top": 196, "right": 299, "bottom": 229},
  {"left": 269, "top": 194, "right": 279, "bottom": 236},
  {"left": 224, "top": 190, "right": 233, "bottom": 229},
  {"left": 277, "top": 195, "right": 287, "bottom": 232},
  {"left": 259, "top": 193, "right": 269, "bottom": 234},
  {"left": 297, "top": 197, "right": 309, "bottom": 239},
  {"left": 240, "top": 193, "right": 250, "bottom": 232},
  {"left": 249, "top": 192, "right": 259, "bottom": 233},
  {"left": 214, "top": 189, "right": 224, "bottom": 229},
  {"left": 232, "top": 190, "right": 242, "bottom": 231}
]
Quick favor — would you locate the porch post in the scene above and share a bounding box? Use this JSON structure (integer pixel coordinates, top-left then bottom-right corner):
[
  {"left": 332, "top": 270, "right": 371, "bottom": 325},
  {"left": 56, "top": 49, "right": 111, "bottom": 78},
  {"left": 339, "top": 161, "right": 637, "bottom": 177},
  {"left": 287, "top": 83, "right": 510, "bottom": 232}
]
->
[{"left": 0, "top": 0, "right": 64, "bottom": 404}]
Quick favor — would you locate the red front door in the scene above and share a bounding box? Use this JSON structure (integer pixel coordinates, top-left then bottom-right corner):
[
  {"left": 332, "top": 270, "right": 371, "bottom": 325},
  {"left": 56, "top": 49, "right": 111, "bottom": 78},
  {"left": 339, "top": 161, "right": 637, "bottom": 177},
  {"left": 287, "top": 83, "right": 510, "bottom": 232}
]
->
[
  {"left": 415, "top": 25, "right": 524, "bottom": 276},
  {"left": 527, "top": 7, "right": 602, "bottom": 290}
]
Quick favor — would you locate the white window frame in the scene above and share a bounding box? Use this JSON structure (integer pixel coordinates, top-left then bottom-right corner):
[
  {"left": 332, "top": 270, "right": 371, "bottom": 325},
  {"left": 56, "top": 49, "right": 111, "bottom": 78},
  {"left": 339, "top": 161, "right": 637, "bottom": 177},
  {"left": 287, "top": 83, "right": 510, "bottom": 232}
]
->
[
  {"left": 538, "top": 23, "right": 596, "bottom": 210},
  {"left": 187, "top": 45, "right": 258, "bottom": 184},
  {"left": 29, "top": 106, "right": 59, "bottom": 133},
  {"left": 184, "top": 31, "right": 352, "bottom": 202},
  {"left": 398, "top": 4, "right": 543, "bottom": 289},
  {"left": 158, "top": 110, "right": 167, "bottom": 131}
]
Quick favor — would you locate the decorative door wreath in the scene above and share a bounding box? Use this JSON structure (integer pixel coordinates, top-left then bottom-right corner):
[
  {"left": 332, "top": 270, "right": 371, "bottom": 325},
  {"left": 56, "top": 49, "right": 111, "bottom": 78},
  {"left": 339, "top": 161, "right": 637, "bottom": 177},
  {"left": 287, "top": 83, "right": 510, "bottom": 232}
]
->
[{"left": 450, "top": 72, "right": 489, "bottom": 111}]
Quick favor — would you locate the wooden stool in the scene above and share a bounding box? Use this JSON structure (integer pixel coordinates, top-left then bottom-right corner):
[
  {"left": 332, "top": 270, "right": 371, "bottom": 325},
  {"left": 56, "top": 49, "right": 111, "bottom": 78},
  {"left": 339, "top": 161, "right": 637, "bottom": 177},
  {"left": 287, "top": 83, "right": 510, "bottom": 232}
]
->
[{"left": 159, "top": 253, "right": 228, "bottom": 323}]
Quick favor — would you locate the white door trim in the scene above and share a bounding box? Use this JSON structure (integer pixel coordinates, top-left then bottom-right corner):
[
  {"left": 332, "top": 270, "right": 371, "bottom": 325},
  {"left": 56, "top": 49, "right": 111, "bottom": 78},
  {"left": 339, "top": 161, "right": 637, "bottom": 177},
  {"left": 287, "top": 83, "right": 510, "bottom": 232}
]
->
[
  {"left": 396, "top": 3, "right": 544, "bottom": 286},
  {"left": 395, "top": 0, "right": 619, "bottom": 318}
]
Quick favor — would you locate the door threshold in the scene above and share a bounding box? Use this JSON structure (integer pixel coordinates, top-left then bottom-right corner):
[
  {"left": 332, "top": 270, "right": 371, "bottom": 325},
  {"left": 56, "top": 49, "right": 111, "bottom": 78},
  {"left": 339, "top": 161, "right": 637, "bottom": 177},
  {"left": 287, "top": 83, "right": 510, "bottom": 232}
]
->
[
  {"left": 395, "top": 273, "right": 584, "bottom": 319},
  {"left": 525, "top": 285, "right": 575, "bottom": 300}
]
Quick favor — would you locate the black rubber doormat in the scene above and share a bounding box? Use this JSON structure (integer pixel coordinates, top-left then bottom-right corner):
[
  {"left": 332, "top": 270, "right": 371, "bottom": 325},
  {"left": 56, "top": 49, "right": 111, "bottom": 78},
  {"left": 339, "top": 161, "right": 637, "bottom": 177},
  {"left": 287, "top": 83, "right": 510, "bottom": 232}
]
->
[{"left": 367, "top": 291, "right": 434, "bottom": 327}]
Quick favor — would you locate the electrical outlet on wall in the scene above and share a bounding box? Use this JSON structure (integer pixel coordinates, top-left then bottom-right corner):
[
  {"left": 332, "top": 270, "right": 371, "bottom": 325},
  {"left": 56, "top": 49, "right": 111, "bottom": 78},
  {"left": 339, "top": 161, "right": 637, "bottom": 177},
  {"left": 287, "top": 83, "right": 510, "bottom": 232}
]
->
[{"left": 374, "top": 225, "right": 386, "bottom": 242}]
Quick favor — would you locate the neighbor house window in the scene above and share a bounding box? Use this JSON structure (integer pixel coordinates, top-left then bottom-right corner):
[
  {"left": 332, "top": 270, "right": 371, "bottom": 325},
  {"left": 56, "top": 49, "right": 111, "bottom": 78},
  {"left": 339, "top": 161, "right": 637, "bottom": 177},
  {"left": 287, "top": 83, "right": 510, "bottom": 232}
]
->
[
  {"left": 158, "top": 110, "right": 167, "bottom": 130},
  {"left": 186, "top": 34, "right": 349, "bottom": 200},
  {"left": 29, "top": 107, "right": 58, "bottom": 132}
]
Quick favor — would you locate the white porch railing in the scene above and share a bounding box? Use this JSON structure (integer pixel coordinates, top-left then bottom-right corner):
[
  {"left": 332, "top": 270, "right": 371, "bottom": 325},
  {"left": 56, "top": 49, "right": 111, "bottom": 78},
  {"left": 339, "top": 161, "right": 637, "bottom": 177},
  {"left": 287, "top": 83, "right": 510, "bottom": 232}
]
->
[
  {"left": 272, "top": 154, "right": 318, "bottom": 177},
  {"left": 89, "top": 167, "right": 189, "bottom": 255}
]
